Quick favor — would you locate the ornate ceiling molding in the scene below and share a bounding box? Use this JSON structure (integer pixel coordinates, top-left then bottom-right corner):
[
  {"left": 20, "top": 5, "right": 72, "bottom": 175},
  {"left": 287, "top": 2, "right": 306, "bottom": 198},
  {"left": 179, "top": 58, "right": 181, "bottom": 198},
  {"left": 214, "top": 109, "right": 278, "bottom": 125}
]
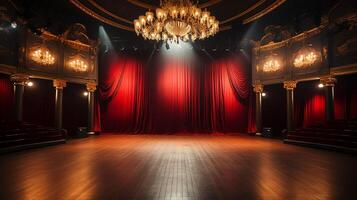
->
[
  {"left": 220, "top": 0, "right": 266, "bottom": 25},
  {"left": 127, "top": 0, "right": 222, "bottom": 10},
  {"left": 70, "top": 0, "right": 134, "bottom": 31},
  {"left": 70, "top": 0, "right": 286, "bottom": 32},
  {"left": 243, "top": 0, "right": 286, "bottom": 24},
  {"left": 87, "top": 0, "right": 133, "bottom": 24}
]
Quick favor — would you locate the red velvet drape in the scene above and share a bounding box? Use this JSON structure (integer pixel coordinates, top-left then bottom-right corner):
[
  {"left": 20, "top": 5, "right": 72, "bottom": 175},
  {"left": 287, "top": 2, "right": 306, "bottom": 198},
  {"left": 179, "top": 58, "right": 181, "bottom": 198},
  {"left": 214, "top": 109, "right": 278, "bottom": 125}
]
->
[
  {"left": 0, "top": 74, "right": 13, "bottom": 121},
  {"left": 98, "top": 53, "right": 250, "bottom": 133}
]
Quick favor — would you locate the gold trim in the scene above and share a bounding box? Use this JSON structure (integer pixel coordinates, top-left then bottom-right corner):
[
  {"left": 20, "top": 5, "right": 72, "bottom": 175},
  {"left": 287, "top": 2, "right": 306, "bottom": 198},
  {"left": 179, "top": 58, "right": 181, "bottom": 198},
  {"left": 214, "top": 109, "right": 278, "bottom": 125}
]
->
[
  {"left": 198, "top": 0, "right": 222, "bottom": 8},
  {"left": 11, "top": 74, "right": 29, "bottom": 85},
  {"left": 127, "top": 0, "right": 156, "bottom": 10},
  {"left": 70, "top": 0, "right": 134, "bottom": 31},
  {"left": 253, "top": 83, "right": 264, "bottom": 93},
  {"left": 221, "top": 0, "right": 266, "bottom": 25},
  {"left": 243, "top": 0, "right": 286, "bottom": 24},
  {"left": 127, "top": 0, "right": 222, "bottom": 9},
  {"left": 86, "top": 82, "right": 97, "bottom": 92},
  {"left": 283, "top": 80, "right": 297, "bottom": 90},
  {"left": 320, "top": 76, "right": 337, "bottom": 86},
  {"left": 87, "top": 0, "right": 133, "bottom": 24},
  {"left": 53, "top": 79, "right": 67, "bottom": 89},
  {"left": 254, "top": 25, "right": 325, "bottom": 51}
]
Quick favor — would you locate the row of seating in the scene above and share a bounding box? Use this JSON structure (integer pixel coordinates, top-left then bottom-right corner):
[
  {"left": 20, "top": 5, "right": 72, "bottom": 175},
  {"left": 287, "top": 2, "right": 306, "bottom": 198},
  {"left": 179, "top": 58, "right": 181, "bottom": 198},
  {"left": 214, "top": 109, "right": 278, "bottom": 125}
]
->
[
  {"left": 0, "top": 121, "right": 66, "bottom": 153},
  {"left": 284, "top": 120, "right": 357, "bottom": 153}
]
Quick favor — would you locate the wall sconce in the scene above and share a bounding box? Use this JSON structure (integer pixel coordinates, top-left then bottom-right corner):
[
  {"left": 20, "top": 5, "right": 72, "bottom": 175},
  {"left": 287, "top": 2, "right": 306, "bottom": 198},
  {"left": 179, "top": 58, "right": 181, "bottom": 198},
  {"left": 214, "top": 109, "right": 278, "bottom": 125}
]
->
[
  {"left": 30, "top": 47, "right": 56, "bottom": 65},
  {"left": 67, "top": 56, "right": 89, "bottom": 72},
  {"left": 293, "top": 45, "right": 321, "bottom": 68},
  {"left": 261, "top": 54, "right": 282, "bottom": 72}
]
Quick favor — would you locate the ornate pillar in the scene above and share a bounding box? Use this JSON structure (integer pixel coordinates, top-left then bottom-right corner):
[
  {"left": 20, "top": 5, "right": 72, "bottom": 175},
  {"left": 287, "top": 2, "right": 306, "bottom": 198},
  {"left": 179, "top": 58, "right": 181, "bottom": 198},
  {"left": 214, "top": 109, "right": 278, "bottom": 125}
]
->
[
  {"left": 321, "top": 76, "right": 337, "bottom": 121},
  {"left": 10, "top": 74, "right": 29, "bottom": 121},
  {"left": 253, "top": 83, "right": 264, "bottom": 134},
  {"left": 284, "top": 81, "right": 297, "bottom": 131},
  {"left": 86, "top": 82, "right": 96, "bottom": 133},
  {"left": 53, "top": 80, "right": 66, "bottom": 129}
]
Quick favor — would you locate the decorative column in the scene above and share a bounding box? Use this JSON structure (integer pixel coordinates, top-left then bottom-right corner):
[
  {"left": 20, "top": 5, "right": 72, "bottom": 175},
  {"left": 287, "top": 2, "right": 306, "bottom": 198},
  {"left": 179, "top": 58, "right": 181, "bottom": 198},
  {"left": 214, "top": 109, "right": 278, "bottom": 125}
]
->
[
  {"left": 284, "top": 81, "right": 297, "bottom": 131},
  {"left": 10, "top": 74, "right": 29, "bottom": 121},
  {"left": 53, "top": 80, "right": 66, "bottom": 129},
  {"left": 321, "top": 76, "right": 337, "bottom": 121},
  {"left": 86, "top": 82, "right": 96, "bottom": 133},
  {"left": 253, "top": 83, "right": 264, "bottom": 134}
]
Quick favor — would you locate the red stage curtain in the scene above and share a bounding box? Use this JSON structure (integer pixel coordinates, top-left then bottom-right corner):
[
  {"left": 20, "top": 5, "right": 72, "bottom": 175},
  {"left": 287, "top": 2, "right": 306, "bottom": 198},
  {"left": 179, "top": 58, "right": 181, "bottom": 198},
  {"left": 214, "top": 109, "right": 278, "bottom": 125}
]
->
[
  {"left": 0, "top": 74, "right": 13, "bottom": 121},
  {"left": 303, "top": 94, "right": 325, "bottom": 127},
  {"left": 99, "top": 58, "right": 147, "bottom": 132},
  {"left": 204, "top": 59, "right": 249, "bottom": 132},
  {"left": 98, "top": 54, "right": 250, "bottom": 133}
]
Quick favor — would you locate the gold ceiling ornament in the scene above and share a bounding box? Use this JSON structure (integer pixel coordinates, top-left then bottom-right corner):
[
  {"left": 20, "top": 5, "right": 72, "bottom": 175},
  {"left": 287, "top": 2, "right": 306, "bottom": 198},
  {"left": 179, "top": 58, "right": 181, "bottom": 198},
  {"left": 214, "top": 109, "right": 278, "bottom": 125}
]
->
[
  {"left": 261, "top": 54, "right": 282, "bottom": 72},
  {"left": 67, "top": 56, "right": 89, "bottom": 72},
  {"left": 30, "top": 47, "right": 56, "bottom": 65},
  {"left": 133, "top": 0, "right": 219, "bottom": 42},
  {"left": 293, "top": 45, "right": 321, "bottom": 68}
]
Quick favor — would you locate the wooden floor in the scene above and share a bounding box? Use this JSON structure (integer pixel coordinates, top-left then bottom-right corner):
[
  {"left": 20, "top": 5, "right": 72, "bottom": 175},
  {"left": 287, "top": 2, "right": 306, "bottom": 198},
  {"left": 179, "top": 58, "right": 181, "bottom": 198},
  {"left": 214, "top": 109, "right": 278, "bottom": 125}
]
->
[{"left": 0, "top": 134, "right": 356, "bottom": 200}]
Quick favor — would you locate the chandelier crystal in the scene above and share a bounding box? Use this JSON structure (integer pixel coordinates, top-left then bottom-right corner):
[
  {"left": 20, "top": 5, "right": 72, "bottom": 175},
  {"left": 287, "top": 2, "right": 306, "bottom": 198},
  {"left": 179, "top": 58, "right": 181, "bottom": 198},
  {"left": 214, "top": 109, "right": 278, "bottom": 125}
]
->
[
  {"left": 134, "top": 0, "right": 219, "bottom": 42},
  {"left": 30, "top": 47, "right": 55, "bottom": 65}
]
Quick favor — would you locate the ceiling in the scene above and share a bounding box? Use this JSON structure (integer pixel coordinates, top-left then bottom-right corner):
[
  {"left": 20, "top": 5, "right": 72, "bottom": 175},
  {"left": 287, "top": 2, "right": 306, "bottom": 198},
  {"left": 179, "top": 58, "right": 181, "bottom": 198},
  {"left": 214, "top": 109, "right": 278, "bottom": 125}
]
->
[{"left": 69, "top": 0, "right": 287, "bottom": 32}]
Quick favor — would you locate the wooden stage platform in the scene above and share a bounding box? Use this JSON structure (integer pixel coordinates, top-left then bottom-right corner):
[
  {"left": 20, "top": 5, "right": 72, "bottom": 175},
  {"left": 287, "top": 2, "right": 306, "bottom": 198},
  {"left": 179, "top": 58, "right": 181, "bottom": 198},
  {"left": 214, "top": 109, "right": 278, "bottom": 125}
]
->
[{"left": 0, "top": 134, "right": 356, "bottom": 200}]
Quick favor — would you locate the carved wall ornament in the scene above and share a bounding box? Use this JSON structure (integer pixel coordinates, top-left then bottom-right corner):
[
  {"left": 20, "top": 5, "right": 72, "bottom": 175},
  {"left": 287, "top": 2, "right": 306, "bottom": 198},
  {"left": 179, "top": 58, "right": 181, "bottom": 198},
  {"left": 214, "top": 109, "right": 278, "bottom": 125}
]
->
[
  {"left": 53, "top": 79, "right": 67, "bottom": 89},
  {"left": 10, "top": 74, "right": 29, "bottom": 85},
  {"left": 86, "top": 82, "right": 97, "bottom": 92},
  {"left": 283, "top": 80, "right": 297, "bottom": 90},
  {"left": 253, "top": 83, "right": 264, "bottom": 93},
  {"left": 320, "top": 76, "right": 337, "bottom": 87}
]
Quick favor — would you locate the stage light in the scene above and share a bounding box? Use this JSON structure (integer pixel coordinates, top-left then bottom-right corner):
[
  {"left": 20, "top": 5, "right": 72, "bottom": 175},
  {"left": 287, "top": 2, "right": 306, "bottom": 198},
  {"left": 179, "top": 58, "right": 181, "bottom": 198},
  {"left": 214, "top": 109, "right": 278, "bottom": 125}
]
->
[
  {"left": 262, "top": 92, "right": 266, "bottom": 97},
  {"left": 83, "top": 91, "right": 89, "bottom": 96},
  {"left": 11, "top": 21, "right": 17, "bottom": 29},
  {"left": 160, "top": 39, "right": 195, "bottom": 61},
  {"left": 26, "top": 81, "right": 34, "bottom": 87},
  {"left": 318, "top": 83, "right": 324, "bottom": 88}
]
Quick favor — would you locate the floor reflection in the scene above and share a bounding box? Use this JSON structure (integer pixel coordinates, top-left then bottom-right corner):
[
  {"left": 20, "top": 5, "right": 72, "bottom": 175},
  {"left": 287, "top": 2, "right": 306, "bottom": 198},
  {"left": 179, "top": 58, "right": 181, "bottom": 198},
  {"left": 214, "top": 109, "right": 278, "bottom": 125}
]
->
[{"left": 0, "top": 135, "right": 356, "bottom": 200}]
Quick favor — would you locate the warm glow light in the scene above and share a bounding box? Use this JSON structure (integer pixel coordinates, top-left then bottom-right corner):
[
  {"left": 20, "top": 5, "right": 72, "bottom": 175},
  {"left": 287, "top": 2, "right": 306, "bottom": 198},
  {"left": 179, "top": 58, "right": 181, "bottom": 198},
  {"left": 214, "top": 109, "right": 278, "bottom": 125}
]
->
[
  {"left": 318, "top": 83, "right": 324, "bottom": 88},
  {"left": 134, "top": 0, "right": 219, "bottom": 42},
  {"left": 26, "top": 81, "right": 34, "bottom": 87},
  {"left": 68, "top": 58, "right": 88, "bottom": 72},
  {"left": 83, "top": 91, "right": 89, "bottom": 96},
  {"left": 30, "top": 47, "right": 55, "bottom": 65},
  {"left": 262, "top": 92, "right": 266, "bottom": 97},
  {"left": 294, "top": 46, "right": 320, "bottom": 68},
  {"left": 262, "top": 56, "right": 281, "bottom": 72}
]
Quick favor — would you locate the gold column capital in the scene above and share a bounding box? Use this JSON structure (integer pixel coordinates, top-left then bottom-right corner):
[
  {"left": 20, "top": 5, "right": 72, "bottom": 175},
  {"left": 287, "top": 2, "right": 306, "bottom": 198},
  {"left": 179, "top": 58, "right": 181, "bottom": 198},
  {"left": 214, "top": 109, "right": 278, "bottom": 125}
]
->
[
  {"left": 53, "top": 79, "right": 67, "bottom": 89},
  {"left": 253, "top": 83, "right": 264, "bottom": 93},
  {"left": 10, "top": 74, "right": 29, "bottom": 85},
  {"left": 283, "top": 80, "right": 297, "bottom": 90},
  {"left": 320, "top": 76, "right": 337, "bottom": 87},
  {"left": 86, "top": 82, "right": 97, "bottom": 92}
]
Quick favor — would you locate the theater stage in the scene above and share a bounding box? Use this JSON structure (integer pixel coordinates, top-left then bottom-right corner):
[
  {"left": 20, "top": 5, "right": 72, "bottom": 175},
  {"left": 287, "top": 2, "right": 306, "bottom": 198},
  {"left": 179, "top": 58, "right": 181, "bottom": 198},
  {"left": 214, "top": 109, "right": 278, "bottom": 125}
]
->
[{"left": 0, "top": 134, "right": 356, "bottom": 200}]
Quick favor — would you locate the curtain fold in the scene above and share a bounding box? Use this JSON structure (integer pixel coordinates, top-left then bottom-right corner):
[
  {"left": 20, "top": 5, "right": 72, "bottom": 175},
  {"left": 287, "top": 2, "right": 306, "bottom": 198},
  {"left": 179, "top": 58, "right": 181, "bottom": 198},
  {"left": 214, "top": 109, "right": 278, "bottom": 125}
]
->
[
  {"left": 0, "top": 74, "right": 13, "bottom": 121},
  {"left": 98, "top": 54, "right": 250, "bottom": 133}
]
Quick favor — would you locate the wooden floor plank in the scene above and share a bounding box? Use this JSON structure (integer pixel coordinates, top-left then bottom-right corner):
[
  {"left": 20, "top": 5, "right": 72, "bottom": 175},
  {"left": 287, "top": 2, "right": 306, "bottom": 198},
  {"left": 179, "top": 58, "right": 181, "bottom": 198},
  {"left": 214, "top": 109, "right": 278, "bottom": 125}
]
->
[{"left": 0, "top": 134, "right": 356, "bottom": 200}]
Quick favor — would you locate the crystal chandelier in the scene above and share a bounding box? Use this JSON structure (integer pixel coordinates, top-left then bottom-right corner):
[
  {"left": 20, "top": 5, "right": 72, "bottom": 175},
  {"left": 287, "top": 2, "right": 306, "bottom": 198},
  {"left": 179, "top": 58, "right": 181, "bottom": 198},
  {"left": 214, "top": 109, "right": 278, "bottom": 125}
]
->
[
  {"left": 133, "top": 0, "right": 219, "bottom": 42},
  {"left": 293, "top": 46, "right": 320, "bottom": 68},
  {"left": 262, "top": 55, "right": 281, "bottom": 72},
  {"left": 68, "top": 58, "right": 88, "bottom": 72},
  {"left": 30, "top": 47, "right": 55, "bottom": 65}
]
